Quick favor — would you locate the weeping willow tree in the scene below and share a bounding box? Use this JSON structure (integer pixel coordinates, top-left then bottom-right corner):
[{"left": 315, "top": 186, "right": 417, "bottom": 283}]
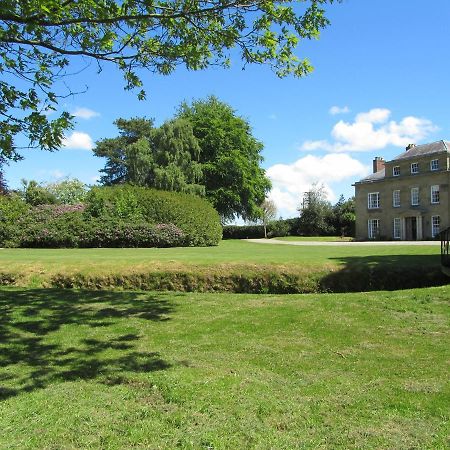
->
[{"left": 94, "top": 117, "right": 204, "bottom": 196}]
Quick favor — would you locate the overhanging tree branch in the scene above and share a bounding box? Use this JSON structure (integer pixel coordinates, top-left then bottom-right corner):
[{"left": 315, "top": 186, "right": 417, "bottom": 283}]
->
[{"left": 0, "top": 0, "right": 339, "bottom": 159}]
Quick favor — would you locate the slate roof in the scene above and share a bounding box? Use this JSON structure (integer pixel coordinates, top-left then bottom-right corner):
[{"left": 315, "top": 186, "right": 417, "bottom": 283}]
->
[
  {"left": 355, "top": 140, "right": 450, "bottom": 184},
  {"left": 357, "top": 168, "right": 385, "bottom": 183},
  {"left": 392, "top": 140, "right": 450, "bottom": 161}
]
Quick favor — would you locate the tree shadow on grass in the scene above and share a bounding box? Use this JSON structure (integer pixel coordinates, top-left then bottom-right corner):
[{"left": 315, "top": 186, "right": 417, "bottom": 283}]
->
[
  {"left": 0, "top": 289, "right": 179, "bottom": 400},
  {"left": 322, "top": 253, "right": 448, "bottom": 292}
]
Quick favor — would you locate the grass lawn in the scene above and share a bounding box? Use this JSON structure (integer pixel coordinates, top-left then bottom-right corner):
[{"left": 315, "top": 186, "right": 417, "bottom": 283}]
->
[
  {"left": 0, "top": 285, "right": 448, "bottom": 449},
  {"left": 272, "top": 236, "right": 354, "bottom": 242},
  {"left": 0, "top": 240, "right": 445, "bottom": 293},
  {"left": 0, "top": 240, "right": 441, "bottom": 271}
]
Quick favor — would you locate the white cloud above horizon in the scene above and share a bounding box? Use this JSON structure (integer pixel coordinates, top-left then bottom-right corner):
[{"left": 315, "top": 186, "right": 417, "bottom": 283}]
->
[
  {"left": 50, "top": 169, "right": 65, "bottom": 180},
  {"left": 266, "top": 153, "right": 369, "bottom": 217},
  {"left": 62, "top": 131, "right": 94, "bottom": 150},
  {"left": 329, "top": 105, "right": 350, "bottom": 115},
  {"left": 72, "top": 107, "right": 100, "bottom": 120},
  {"left": 302, "top": 108, "right": 438, "bottom": 153}
]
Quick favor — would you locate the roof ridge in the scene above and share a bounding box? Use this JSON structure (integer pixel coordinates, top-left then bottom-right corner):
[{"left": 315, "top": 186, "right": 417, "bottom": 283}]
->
[{"left": 414, "top": 140, "right": 441, "bottom": 147}]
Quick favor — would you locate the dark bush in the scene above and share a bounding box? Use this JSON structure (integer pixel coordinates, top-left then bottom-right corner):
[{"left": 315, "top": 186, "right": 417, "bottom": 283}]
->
[
  {"left": 222, "top": 225, "right": 265, "bottom": 239},
  {"left": 223, "top": 219, "right": 299, "bottom": 240},
  {"left": 267, "top": 219, "right": 292, "bottom": 238}
]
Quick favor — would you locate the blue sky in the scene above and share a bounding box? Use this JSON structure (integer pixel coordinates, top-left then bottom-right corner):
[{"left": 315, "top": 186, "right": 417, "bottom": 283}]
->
[{"left": 4, "top": 0, "right": 450, "bottom": 219}]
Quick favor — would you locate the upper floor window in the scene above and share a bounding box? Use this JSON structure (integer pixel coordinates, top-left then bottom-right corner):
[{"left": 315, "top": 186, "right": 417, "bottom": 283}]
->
[
  {"left": 368, "top": 192, "right": 380, "bottom": 209},
  {"left": 432, "top": 215, "right": 440, "bottom": 238},
  {"left": 431, "top": 185, "right": 440, "bottom": 204},
  {"left": 393, "top": 166, "right": 400, "bottom": 176},
  {"left": 392, "top": 190, "right": 400, "bottom": 207},
  {"left": 430, "top": 159, "right": 439, "bottom": 171},
  {"left": 411, "top": 162, "right": 419, "bottom": 174},
  {"left": 411, "top": 187, "right": 419, "bottom": 206}
]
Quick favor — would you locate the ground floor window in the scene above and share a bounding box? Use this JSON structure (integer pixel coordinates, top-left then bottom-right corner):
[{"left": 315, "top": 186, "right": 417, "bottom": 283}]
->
[
  {"left": 368, "top": 219, "right": 380, "bottom": 239},
  {"left": 393, "top": 218, "right": 401, "bottom": 239},
  {"left": 431, "top": 215, "right": 440, "bottom": 238}
]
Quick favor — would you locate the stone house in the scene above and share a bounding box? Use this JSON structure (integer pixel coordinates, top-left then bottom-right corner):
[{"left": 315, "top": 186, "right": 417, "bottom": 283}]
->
[{"left": 354, "top": 140, "right": 450, "bottom": 240}]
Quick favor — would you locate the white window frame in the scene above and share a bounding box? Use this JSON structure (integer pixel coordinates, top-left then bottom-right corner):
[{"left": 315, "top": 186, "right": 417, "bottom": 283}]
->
[
  {"left": 392, "top": 190, "right": 400, "bottom": 207},
  {"left": 393, "top": 218, "right": 401, "bottom": 239},
  {"left": 430, "top": 159, "right": 439, "bottom": 171},
  {"left": 431, "top": 185, "right": 440, "bottom": 204},
  {"left": 393, "top": 166, "right": 400, "bottom": 176},
  {"left": 368, "top": 219, "right": 380, "bottom": 239},
  {"left": 368, "top": 192, "right": 380, "bottom": 209},
  {"left": 411, "top": 162, "right": 419, "bottom": 174},
  {"left": 411, "top": 187, "right": 419, "bottom": 206},
  {"left": 431, "top": 215, "right": 440, "bottom": 238}
]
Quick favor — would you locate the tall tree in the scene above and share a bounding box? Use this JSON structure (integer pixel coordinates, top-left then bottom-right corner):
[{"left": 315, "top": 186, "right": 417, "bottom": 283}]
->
[
  {"left": 19, "top": 179, "right": 57, "bottom": 205},
  {"left": 298, "top": 183, "right": 333, "bottom": 236},
  {"left": 331, "top": 194, "right": 355, "bottom": 237},
  {"left": 94, "top": 117, "right": 204, "bottom": 195},
  {"left": 178, "top": 96, "right": 271, "bottom": 221},
  {"left": 0, "top": 0, "right": 338, "bottom": 160},
  {"left": 0, "top": 159, "right": 7, "bottom": 195},
  {"left": 151, "top": 119, "right": 204, "bottom": 195},
  {"left": 46, "top": 178, "right": 89, "bottom": 204},
  {"left": 94, "top": 117, "right": 154, "bottom": 185},
  {"left": 260, "top": 199, "right": 277, "bottom": 238}
]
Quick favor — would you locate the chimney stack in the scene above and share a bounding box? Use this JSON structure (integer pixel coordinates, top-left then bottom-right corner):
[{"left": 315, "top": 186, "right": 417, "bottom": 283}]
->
[
  {"left": 406, "top": 143, "right": 416, "bottom": 151},
  {"left": 373, "top": 157, "right": 385, "bottom": 174}
]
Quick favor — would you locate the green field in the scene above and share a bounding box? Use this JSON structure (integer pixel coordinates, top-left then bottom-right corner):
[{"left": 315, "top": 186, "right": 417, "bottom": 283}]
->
[
  {"left": 0, "top": 240, "right": 440, "bottom": 269},
  {"left": 0, "top": 240, "right": 446, "bottom": 292},
  {"left": 272, "top": 236, "right": 354, "bottom": 242},
  {"left": 0, "top": 285, "right": 448, "bottom": 449}
]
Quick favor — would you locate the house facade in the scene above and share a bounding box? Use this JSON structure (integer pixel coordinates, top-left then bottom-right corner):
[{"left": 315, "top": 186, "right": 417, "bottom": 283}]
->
[{"left": 354, "top": 140, "right": 450, "bottom": 240}]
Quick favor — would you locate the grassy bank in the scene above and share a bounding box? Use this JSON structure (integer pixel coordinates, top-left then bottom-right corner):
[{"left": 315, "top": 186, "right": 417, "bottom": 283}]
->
[
  {"left": 0, "top": 285, "right": 448, "bottom": 449},
  {"left": 0, "top": 241, "right": 446, "bottom": 292}
]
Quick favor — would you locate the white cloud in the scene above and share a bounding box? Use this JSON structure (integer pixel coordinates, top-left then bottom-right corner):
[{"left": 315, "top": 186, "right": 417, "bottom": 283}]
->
[
  {"left": 354, "top": 108, "right": 390, "bottom": 124},
  {"left": 302, "top": 108, "right": 438, "bottom": 153},
  {"left": 329, "top": 105, "right": 350, "bottom": 115},
  {"left": 50, "top": 170, "right": 65, "bottom": 180},
  {"left": 267, "top": 153, "right": 369, "bottom": 217},
  {"left": 72, "top": 107, "right": 100, "bottom": 120},
  {"left": 268, "top": 113, "right": 277, "bottom": 120},
  {"left": 62, "top": 131, "right": 94, "bottom": 150},
  {"left": 35, "top": 169, "right": 66, "bottom": 181}
]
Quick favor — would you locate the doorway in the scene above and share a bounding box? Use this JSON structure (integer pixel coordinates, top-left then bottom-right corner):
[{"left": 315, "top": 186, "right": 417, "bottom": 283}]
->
[{"left": 405, "top": 217, "right": 417, "bottom": 240}]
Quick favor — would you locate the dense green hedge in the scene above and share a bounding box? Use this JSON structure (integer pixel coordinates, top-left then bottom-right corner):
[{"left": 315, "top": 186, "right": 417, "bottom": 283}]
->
[
  {"left": 0, "top": 186, "right": 222, "bottom": 248},
  {"left": 85, "top": 186, "right": 222, "bottom": 246},
  {"left": 0, "top": 194, "right": 31, "bottom": 246}
]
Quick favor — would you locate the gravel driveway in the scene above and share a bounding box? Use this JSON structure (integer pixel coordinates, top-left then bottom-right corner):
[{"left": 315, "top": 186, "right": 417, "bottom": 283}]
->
[{"left": 246, "top": 239, "right": 441, "bottom": 246}]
